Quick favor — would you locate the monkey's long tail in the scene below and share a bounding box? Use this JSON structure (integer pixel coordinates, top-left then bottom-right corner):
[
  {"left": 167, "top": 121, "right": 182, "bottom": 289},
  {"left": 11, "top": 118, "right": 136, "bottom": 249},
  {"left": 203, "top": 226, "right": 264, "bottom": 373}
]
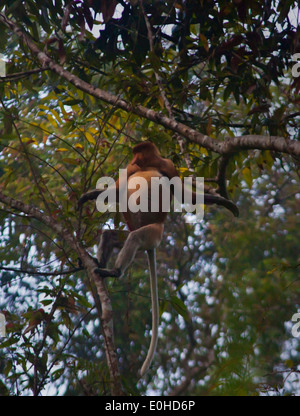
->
[{"left": 139, "top": 248, "right": 159, "bottom": 378}]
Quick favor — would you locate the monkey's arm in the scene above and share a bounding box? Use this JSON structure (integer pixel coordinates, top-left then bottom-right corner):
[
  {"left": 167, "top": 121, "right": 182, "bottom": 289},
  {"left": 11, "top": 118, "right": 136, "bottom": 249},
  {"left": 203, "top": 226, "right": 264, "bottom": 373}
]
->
[
  {"left": 202, "top": 193, "right": 239, "bottom": 217},
  {"left": 78, "top": 186, "right": 121, "bottom": 210},
  {"left": 77, "top": 189, "right": 103, "bottom": 208},
  {"left": 77, "top": 164, "right": 140, "bottom": 209},
  {"left": 160, "top": 158, "right": 239, "bottom": 217}
]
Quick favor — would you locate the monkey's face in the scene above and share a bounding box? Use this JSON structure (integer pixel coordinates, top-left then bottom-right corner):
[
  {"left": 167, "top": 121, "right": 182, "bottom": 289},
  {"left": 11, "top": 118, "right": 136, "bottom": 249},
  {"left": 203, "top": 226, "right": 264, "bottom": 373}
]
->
[{"left": 131, "top": 142, "right": 161, "bottom": 168}]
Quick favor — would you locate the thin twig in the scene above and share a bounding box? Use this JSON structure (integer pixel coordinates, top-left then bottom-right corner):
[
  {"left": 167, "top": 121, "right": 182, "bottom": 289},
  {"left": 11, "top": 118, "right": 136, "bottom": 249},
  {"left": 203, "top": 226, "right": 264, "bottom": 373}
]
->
[
  {"left": 0, "top": 67, "right": 49, "bottom": 82},
  {"left": 0, "top": 265, "right": 83, "bottom": 276}
]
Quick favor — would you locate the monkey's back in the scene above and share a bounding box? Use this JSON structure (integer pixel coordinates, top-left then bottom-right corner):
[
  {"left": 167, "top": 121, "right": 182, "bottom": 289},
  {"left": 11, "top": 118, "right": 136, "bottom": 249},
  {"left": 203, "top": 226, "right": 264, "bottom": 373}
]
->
[{"left": 122, "top": 169, "right": 170, "bottom": 230}]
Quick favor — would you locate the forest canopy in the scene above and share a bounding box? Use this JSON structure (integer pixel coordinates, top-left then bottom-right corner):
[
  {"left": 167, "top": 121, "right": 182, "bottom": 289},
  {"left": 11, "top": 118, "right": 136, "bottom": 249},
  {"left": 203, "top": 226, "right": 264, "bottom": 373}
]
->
[{"left": 0, "top": 0, "right": 299, "bottom": 396}]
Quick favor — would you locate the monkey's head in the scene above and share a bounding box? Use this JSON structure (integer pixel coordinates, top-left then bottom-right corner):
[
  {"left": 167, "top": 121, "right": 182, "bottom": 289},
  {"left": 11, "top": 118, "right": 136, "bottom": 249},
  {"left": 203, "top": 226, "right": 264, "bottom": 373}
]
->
[{"left": 131, "top": 141, "right": 161, "bottom": 167}]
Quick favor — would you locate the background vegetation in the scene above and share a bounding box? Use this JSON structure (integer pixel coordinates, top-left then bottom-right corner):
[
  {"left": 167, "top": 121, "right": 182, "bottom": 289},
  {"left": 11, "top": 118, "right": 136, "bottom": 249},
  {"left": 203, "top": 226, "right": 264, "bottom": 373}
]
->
[{"left": 0, "top": 0, "right": 299, "bottom": 395}]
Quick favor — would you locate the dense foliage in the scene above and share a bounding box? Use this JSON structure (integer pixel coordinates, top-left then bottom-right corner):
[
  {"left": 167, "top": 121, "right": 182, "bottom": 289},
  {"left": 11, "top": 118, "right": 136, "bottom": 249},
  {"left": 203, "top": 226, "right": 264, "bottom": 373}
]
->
[{"left": 0, "top": 0, "right": 299, "bottom": 396}]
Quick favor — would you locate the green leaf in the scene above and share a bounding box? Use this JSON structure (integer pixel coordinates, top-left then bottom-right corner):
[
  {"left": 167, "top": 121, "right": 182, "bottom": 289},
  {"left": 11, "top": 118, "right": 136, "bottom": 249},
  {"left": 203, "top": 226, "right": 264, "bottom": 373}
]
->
[
  {"left": 223, "top": 85, "right": 232, "bottom": 102},
  {"left": 0, "top": 336, "right": 19, "bottom": 348},
  {"left": 72, "top": 292, "right": 92, "bottom": 309},
  {"left": 262, "top": 150, "right": 274, "bottom": 169},
  {"left": 51, "top": 368, "right": 64, "bottom": 382},
  {"left": 85, "top": 132, "right": 96, "bottom": 145},
  {"left": 242, "top": 167, "right": 253, "bottom": 188},
  {"left": 4, "top": 360, "right": 13, "bottom": 377},
  {"left": 63, "top": 99, "right": 82, "bottom": 106},
  {"left": 170, "top": 296, "right": 188, "bottom": 320},
  {"left": 40, "top": 299, "right": 52, "bottom": 306},
  {"left": 159, "top": 299, "right": 168, "bottom": 318},
  {"left": 62, "top": 158, "right": 80, "bottom": 165}
]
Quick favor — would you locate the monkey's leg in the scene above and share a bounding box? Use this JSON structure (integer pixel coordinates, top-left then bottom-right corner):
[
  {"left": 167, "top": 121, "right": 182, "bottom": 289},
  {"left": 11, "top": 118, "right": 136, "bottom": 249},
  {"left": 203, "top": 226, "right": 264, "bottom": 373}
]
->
[
  {"left": 96, "top": 229, "right": 129, "bottom": 268},
  {"left": 95, "top": 223, "right": 164, "bottom": 278}
]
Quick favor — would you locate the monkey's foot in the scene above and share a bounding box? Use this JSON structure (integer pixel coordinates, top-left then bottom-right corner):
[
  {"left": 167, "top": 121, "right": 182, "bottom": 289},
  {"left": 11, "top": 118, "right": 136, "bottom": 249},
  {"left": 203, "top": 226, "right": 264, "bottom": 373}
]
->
[{"left": 94, "top": 267, "right": 121, "bottom": 278}]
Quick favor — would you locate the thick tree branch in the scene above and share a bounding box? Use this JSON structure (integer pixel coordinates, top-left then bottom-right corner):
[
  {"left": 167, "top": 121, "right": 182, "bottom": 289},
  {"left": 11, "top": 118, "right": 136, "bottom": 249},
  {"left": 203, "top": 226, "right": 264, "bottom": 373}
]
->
[
  {"left": 1, "top": 13, "right": 299, "bottom": 157},
  {"left": 0, "top": 191, "right": 123, "bottom": 395}
]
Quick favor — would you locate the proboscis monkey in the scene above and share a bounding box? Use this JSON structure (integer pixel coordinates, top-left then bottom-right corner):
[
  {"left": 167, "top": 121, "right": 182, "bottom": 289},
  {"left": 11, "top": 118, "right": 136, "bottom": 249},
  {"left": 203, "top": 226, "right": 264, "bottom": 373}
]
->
[{"left": 78, "top": 141, "right": 238, "bottom": 377}]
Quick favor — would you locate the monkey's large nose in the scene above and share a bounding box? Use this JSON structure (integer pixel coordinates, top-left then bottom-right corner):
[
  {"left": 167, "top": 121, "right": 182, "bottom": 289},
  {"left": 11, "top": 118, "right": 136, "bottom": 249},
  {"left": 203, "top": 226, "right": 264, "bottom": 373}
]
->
[{"left": 131, "top": 155, "right": 139, "bottom": 165}]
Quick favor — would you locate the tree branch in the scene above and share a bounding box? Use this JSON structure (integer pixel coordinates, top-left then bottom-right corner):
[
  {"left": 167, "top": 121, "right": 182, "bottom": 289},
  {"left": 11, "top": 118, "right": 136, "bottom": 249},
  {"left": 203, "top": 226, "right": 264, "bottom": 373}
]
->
[
  {"left": 0, "top": 265, "right": 83, "bottom": 277},
  {"left": 1, "top": 12, "right": 299, "bottom": 157},
  {"left": 0, "top": 191, "right": 123, "bottom": 395},
  {"left": 0, "top": 67, "right": 49, "bottom": 82}
]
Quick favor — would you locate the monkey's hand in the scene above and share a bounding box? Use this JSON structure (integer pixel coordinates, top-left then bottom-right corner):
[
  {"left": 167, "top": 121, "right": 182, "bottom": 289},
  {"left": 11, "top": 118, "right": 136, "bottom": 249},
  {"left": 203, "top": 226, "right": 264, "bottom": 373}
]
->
[
  {"left": 204, "top": 193, "right": 239, "bottom": 217},
  {"left": 77, "top": 189, "right": 101, "bottom": 210},
  {"left": 94, "top": 267, "right": 121, "bottom": 278},
  {"left": 222, "top": 198, "right": 239, "bottom": 217},
  {"left": 77, "top": 257, "right": 100, "bottom": 268},
  {"left": 77, "top": 257, "right": 83, "bottom": 268}
]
